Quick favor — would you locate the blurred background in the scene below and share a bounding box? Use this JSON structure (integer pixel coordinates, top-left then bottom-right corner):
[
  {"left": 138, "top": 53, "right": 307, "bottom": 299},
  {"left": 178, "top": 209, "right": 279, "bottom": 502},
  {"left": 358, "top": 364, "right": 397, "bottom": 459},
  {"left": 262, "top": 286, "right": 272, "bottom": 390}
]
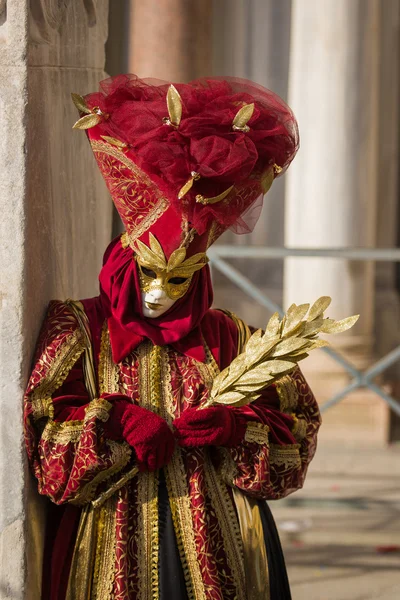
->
[{"left": 0, "top": 1, "right": 399, "bottom": 598}]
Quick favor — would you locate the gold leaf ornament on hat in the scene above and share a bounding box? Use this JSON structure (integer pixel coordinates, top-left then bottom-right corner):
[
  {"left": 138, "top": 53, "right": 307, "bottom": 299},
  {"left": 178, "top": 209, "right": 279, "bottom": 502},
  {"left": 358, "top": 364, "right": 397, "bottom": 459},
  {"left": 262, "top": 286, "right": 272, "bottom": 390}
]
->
[
  {"left": 71, "top": 93, "right": 108, "bottom": 130},
  {"left": 178, "top": 172, "right": 201, "bottom": 200},
  {"left": 232, "top": 103, "right": 255, "bottom": 132},
  {"left": 162, "top": 84, "right": 183, "bottom": 128}
]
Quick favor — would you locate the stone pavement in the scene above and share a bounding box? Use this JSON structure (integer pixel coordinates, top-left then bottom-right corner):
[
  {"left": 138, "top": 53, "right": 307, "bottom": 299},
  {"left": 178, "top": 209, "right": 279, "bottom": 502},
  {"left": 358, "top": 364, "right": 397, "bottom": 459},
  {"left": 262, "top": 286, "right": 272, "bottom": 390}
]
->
[{"left": 270, "top": 444, "right": 400, "bottom": 600}]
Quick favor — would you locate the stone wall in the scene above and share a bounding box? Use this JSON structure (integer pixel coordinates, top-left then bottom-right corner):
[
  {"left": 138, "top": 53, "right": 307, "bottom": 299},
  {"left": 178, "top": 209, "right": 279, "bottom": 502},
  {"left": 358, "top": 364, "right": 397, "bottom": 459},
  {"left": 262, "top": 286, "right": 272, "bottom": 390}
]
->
[{"left": 0, "top": 2, "right": 111, "bottom": 597}]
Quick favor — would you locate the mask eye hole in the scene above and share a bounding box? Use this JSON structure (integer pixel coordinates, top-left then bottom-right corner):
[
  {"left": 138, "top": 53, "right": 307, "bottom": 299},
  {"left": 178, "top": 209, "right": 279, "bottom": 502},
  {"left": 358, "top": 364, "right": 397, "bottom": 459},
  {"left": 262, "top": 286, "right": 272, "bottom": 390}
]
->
[
  {"left": 169, "top": 277, "right": 188, "bottom": 285},
  {"left": 141, "top": 266, "right": 157, "bottom": 279}
]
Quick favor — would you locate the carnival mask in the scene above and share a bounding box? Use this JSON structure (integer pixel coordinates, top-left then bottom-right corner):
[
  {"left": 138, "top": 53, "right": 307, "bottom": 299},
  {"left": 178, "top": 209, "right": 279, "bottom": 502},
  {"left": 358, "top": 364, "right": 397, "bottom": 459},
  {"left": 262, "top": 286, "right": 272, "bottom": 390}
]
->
[{"left": 134, "top": 233, "right": 208, "bottom": 318}]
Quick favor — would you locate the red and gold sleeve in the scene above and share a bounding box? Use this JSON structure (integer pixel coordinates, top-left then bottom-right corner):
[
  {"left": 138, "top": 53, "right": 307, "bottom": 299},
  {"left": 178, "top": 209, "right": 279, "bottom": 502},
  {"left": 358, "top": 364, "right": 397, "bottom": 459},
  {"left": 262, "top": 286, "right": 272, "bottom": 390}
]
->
[
  {"left": 221, "top": 368, "right": 321, "bottom": 500},
  {"left": 23, "top": 300, "right": 131, "bottom": 505}
]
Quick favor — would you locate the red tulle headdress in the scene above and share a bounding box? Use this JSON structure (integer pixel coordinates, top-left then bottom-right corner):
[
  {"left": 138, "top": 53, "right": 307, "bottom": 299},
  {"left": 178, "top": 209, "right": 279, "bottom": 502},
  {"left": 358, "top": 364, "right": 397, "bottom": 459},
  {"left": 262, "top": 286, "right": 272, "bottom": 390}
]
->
[{"left": 72, "top": 74, "right": 298, "bottom": 259}]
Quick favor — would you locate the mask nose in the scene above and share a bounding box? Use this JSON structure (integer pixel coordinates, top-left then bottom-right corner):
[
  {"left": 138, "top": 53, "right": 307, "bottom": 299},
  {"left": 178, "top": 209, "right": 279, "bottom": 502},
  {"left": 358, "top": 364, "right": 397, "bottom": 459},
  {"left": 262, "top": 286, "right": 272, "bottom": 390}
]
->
[{"left": 147, "top": 287, "right": 167, "bottom": 302}]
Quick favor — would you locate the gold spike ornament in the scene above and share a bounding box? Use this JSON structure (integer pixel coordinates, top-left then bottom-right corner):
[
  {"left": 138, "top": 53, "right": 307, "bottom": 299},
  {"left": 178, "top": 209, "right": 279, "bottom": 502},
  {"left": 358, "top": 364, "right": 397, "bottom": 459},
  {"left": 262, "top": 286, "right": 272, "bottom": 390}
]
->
[
  {"left": 71, "top": 93, "right": 107, "bottom": 130},
  {"left": 162, "top": 84, "right": 183, "bottom": 128},
  {"left": 178, "top": 172, "right": 201, "bottom": 200},
  {"left": 232, "top": 103, "right": 255, "bottom": 132},
  {"left": 203, "top": 297, "right": 359, "bottom": 408},
  {"left": 195, "top": 185, "right": 234, "bottom": 205}
]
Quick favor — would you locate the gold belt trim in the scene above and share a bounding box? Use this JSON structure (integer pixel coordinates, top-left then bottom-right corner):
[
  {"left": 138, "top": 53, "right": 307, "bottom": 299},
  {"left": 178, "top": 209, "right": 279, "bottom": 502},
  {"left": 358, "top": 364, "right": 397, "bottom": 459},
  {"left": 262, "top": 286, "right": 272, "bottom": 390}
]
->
[{"left": 136, "top": 342, "right": 160, "bottom": 600}]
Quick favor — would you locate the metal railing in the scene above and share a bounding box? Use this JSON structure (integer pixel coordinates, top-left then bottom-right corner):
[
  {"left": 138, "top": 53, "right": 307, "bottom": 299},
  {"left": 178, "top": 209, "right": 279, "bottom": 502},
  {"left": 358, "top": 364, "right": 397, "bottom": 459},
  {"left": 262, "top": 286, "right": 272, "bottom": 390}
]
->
[{"left": 209, "top": 246, "right": 400, "bottom": 417}]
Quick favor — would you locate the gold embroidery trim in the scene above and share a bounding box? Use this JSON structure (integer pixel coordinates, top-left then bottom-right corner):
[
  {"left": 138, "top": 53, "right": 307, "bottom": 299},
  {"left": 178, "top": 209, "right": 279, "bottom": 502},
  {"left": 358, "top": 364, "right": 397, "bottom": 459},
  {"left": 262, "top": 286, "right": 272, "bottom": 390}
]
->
[
  {"left": 72, "top": 327, "right": 132, "bottom": 506},
  {"left": 30, "top": 328, "right": 85, "bottom": 421},
  {"left": 91, "top": 140, "right": 170, "bottom": 243},
  {"left": 275, "top": 374, "right": 299, "bottom": 414},
  {"left": 84, "top": 397, "right": 112, "bottom": 423},
  {"left": 71, "top": 440, "right": 132, "bottom": 506},
  {"left": 41, "top": 419, "right": 83, "bottom": 444},
  {"left": 160, "top": 346, "right": 207, "bottom": 600},
  {"left": 244, "top": 422, "right": 270, "bottom": 445},
  {"left": 269, "top": 443, "right": 301, "bottom": 470},
  {"left": 92, "top": 496, "right": 118, "bottom": 600},
  {"left": 204, "top": 455, "right": 246, "bottom": 597},
  {"left": 291, "top": 414, "right": 307, "bottom": 441},
  {"left": 136, "top": 341, "right": 160, "bottom": 600},
  {"left": 99, "top": 323, "right": 120, "bottom": 395}
]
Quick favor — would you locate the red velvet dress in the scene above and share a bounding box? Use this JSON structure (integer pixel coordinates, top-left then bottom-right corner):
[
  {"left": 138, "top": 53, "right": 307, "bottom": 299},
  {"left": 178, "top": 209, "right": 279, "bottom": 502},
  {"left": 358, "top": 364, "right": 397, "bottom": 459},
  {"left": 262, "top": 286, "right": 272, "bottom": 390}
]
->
[{"left": 24, "top": 291, "right": 320, "bottom": 600}]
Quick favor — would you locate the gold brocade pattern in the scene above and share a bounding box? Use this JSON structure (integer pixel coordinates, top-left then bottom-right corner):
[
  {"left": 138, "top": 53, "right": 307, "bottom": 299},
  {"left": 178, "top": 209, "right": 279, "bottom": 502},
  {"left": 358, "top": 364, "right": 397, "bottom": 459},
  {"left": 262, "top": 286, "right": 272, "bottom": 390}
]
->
[
  {"left": 31, "top": 329, "right": 85, "bottom": 420},
  {"left": 71, "top": 440, "right": 132, "bottom": 507},
  {"left": 203, "top": 455, "right": 246, "bottom": 598},
  {"left": 136, "top": 342, "right": 160, "bottom": 600},
  {"left": 275, "top": 373, "right": 299, "bottom": 414},
  {"left": 91, "top": 141, "right": 170, "bottom": 243},
  {"left": 160, "top": 347, "right": 207, "bottom": 600},
  {"left": 99, "top": 324, "right": 120, "bottom": 395}
]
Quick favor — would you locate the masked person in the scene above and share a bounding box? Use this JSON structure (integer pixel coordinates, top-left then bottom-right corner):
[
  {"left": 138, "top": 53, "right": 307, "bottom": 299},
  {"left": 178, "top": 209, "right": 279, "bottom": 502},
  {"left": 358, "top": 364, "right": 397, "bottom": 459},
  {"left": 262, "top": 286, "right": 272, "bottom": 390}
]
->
[{"left": 24, "top": 75, "right": 321, "bottom": 600}]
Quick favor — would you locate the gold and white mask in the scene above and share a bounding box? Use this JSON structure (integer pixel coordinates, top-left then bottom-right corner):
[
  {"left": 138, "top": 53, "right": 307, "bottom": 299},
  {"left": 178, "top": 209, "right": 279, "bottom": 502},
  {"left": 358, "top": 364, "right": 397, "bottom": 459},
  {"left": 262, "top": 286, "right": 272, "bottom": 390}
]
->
[{"left": 134, "top": 233, "right": 208, "bottom": 318}]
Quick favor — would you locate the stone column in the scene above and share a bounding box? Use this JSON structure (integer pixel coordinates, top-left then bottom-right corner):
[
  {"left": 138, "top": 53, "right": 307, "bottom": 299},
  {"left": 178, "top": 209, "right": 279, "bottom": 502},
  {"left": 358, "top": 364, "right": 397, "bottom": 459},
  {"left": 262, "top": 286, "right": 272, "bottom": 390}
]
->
[
  {"left": 284, "top": 0, "right": 388, "bottom": 445},
  {"left": 0, "top": 2, "right": 111, "bottom": 598},
  {"left": 128, "top": 0, "right": 212, "bottom": 81},
  {"left": 374, "top": 1, "right": 400, "bottom": 440}
]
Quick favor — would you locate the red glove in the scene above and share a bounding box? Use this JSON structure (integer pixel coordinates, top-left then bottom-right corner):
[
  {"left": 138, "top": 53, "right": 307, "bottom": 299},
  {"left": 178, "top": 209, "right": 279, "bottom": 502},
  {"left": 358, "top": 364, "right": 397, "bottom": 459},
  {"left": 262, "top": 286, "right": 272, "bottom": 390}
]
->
[
  {"left": 173, "top": 406, "right": 247, "bottom": 448},
  {"left": 103, "top": 394, "right": 175, "bottom": 471}
]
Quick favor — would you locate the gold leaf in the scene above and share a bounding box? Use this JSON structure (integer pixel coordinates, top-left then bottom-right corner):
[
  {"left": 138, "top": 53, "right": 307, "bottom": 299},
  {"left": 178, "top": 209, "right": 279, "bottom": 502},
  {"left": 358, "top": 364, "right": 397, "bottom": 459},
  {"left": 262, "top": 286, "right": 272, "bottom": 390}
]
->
[
  {"left": 148, "top": 233, "right": 166, "bottom": 262},
  {"left": 245, "top": 328, "right": 263, "bottom": 352},
  {"left": 264, "top": 312, "right": 281, "bottom": 337},
  {"left": 302, "top": 317, "right": 325, "bottom": 337},
  {"left": 235, "top": 381, "right": 273, "bottom": 393},
  {"left": 306, "top": 339, "right": 330, "bottom": 351},
  {"left": 178, "top": 177, "right": 195, "bottom": 200},
  {"left": 232, "top": 103, "right": 255, "bottom": 130},
  {"left": 171, "top": 263, "right": 206, "bottom": 277},
  {"left": 270, "top": 337, "right": 309, "bottom": 358},
  {"left": 307, "top": 296, "right": 332, "bottom": 321},
  {"left": 101, "top": 135, "right": 127, "bottom": 149},
  {"left": 213, "top": 391, "right": 246, "bottom": 405},
  {"left": 167, "top": 248, "right": 187, "bottom": 271},
  {"left": 289, "top": 352, "right": 309, "bottom": 363},
  {"left": 282, "top": 303, "right": 310, "bottom": 336},
  {"left": 136, "top": 239, "right": 166, "bottom": 270},
  {"left": 260, "top": 167, "right": 274, "bottom": 194},
  {"left": 181, "top": 253, "right": 208, "bottom": 267},
  {"left": 320, "top": 315, "right": 359, "bottom": 334},
  {"left": 72, "top": 113, "right": 102, "bottom": 130},
  {"left": 218, "top": 356, "right": 247, "bottom": 391},
  {"left": 196, "top": 186, "right": 234, "bottom": 205},
  {"left": 71, "top": 93, "right": 91, "bottom": 114},
  {"left": 264, "top": 360, "right": 297, "bottom": 375},
  {"left": 211, "top": 369, "right": 230, "bottom": 396},
  {"left": 167, "top": 84, "right": 182, "bottom": 127}
]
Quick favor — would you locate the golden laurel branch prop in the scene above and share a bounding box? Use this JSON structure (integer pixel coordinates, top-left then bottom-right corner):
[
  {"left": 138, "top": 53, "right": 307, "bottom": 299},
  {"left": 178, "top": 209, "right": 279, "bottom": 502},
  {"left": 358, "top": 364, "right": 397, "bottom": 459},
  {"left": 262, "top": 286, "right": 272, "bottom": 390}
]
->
[
  {"left": 92, "top": 296, "right": 358, "bottom": 508},
  {"left": 203, "top": 296, "right": 359, "bottom": 408}
]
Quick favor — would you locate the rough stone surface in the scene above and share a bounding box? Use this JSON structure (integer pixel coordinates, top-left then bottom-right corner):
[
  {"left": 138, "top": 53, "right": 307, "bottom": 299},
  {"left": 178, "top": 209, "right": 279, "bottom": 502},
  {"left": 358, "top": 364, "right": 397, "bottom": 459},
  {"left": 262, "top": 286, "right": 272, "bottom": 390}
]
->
[{"left": 0, "top": 2, "right": 111, "bottom": 598}]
